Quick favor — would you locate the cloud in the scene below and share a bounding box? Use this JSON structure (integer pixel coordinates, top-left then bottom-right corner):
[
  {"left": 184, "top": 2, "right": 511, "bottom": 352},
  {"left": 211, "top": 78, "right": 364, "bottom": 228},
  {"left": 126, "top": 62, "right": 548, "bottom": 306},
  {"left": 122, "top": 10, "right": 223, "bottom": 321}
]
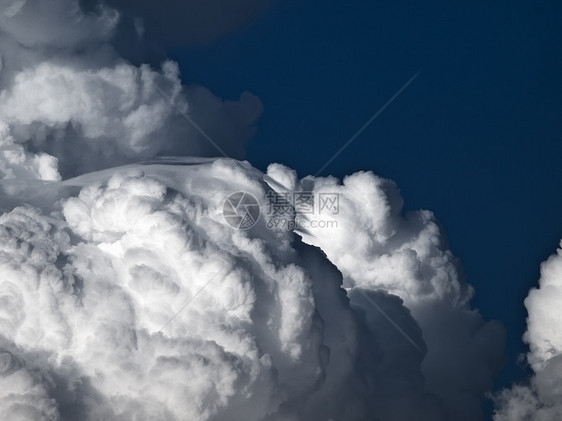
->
[
  {"left": 0, "top": 1, "right": 511, "bottom": 420},
  {"left": 0, "top": 0, "right": 118, "bottom": 48},
  {"left": 0, "top": 156, "right": 506, "bottom": 420},
  {"left": 0, "top": 164, "right": 358, "bottom": 419},
  {"left": 494, "top": 244, "right": 562, "bottom": 421},
  {"left": 265, "top": 165, "right": 506, "bottom": 420},
  {"left": 0, "top": 0, "right": 263, "bottom": 180}
]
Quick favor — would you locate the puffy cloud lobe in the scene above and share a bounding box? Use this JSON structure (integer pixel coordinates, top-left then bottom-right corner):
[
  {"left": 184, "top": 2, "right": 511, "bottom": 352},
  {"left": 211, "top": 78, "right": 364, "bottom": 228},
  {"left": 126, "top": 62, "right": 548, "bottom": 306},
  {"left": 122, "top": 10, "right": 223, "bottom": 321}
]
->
[
  {"left": 264, "top": 165, "right": 506, "bottom": 420},
  {"left": 0, "top": 120, "right": 60, "bottom": 180},
  {"left": 0, "top": 0, "right": 263, "bottom": 180},
  {"left": 0, "top": 165, "right": 317, "bottom": 419},
  {"left": 0, "top": 206, "right": 71, "bottom": 349},
  {"left": 494, "top": 244, "right": 562, "bottom": 421},
  {"left": 0, "top": 346, "right": 60, "bottom": 421},
  {"left": 0, "top": 60, "right": 184, "bottom": 176},
  {"left": 293, "top": 170, "right": 470, "bottom": 304},
  {"left": 524, "top": 247, "right": 562, "bottom": 371},
  {"left": 0, "top": 176, "right": 275, "bottom": 419},
  {"left": 0, "top": 158, "right": 506, "bottom": 420},
  {"left": 0, "top": 207, "right": 68, "bottom": 420}
]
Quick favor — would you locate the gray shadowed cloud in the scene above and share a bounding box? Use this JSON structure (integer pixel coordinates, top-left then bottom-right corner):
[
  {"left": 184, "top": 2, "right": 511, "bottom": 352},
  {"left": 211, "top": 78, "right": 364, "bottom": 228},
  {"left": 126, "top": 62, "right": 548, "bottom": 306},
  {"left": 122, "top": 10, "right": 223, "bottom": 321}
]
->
[{"left": 0, "top": 0, "right": 263, "bottom": 180}]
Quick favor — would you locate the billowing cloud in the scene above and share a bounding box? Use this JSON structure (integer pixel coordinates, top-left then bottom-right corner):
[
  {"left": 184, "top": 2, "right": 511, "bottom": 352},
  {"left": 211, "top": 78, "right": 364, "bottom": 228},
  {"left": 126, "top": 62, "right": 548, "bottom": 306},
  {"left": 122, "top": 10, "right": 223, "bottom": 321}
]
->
[
  {"left": 0, "top": 161, "right": 415, "bottom": 420},
  {"left": 0, "top": 0, "right": 263, "bottom": 180},
  {"left": 0, "top": 1, "right": 511, "bottom": 420},
  {"left": 0, "top": 0, "right": 118, "bottom": 48},
  {"left": 266, "top": 164, "right": 506, "bottom": 420},
  {"left": 494, "top": 244, "right": 562, "bottom": 421},
  {"left": 0, "top": 156, "right": 506, "bottom": 420}
]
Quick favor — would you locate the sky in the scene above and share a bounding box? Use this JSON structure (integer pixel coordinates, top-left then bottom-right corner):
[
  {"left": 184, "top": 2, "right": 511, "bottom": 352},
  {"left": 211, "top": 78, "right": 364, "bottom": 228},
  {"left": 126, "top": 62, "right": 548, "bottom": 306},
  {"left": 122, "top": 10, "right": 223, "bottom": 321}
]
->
[
  {"left": 171, "top": 0, "right": 562, "bottom": 392},
  {"left": 0, "top": 0, "right": 562, "bottom": 420}
]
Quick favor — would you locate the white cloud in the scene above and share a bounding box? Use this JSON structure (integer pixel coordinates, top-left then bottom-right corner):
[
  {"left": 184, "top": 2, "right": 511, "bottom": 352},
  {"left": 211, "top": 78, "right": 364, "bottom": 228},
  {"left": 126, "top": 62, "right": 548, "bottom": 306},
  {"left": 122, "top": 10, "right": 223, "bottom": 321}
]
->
[
  {"left": 0, "top": 157, "right": 508, "bottom": 420},
  {"left": 0, "top": 1, "right": 513, "bottom": 420},
  {"left": 494, "top": 244, "right": 562, "bottom": 421},
  {"left": 0, "top": 0, "right": 262, "bottom": 181},
  {"left": 265, "top": 165, "right": 506, "bottom": 420}
]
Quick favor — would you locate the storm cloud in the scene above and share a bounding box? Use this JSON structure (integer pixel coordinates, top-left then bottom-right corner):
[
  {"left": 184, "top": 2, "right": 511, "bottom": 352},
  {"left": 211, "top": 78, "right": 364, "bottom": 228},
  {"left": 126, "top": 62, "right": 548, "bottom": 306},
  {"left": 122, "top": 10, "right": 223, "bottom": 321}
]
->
[{"left": 0, "top": 1, "right": 518, "bottom": 420}]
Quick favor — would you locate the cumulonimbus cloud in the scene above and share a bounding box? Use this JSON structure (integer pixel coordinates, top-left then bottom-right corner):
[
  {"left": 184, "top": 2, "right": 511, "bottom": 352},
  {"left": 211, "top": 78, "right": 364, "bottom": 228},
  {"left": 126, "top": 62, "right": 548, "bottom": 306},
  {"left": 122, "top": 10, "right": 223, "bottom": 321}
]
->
[
  {"left": 0, "top": 1, "right": 512, "bottom": 420},
  {"left": 0, "top": 157, "right": 504, "bottom": 420}
]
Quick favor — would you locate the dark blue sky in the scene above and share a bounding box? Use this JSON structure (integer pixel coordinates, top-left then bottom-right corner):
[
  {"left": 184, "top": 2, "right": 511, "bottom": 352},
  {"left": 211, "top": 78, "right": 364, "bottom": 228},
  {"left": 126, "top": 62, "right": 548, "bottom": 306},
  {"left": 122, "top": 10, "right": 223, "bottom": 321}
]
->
[{"left": 169, "top": 0, "right": 562, "bottom": 401}]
